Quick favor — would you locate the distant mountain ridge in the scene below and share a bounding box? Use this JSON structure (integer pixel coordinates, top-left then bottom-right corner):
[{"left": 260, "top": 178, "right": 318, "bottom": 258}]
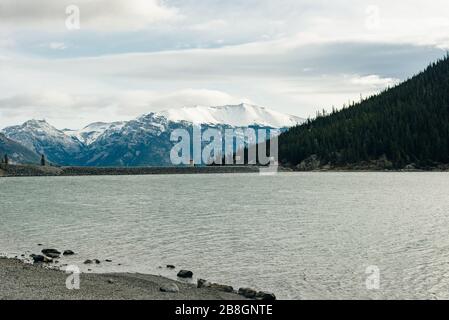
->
[{"left": 2, "top": 104, "right": 303, "bottom": 166}]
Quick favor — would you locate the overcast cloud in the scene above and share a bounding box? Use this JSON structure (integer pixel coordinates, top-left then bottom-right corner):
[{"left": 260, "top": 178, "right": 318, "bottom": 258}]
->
[{"left": 0, "top": 0, "right": 448, "bottom": 129}]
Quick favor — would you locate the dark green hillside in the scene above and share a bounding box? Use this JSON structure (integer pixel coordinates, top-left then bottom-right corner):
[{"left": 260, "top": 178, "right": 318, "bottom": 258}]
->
[{"left": 279, "top": 54, "right": 449, "bottom": 169}]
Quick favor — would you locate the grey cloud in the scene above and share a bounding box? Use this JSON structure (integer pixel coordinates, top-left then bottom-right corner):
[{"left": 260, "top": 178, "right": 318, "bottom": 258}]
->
[
  {"left": 0, "top": 0, "right": 179, "bottom": 30},
  {"left": 50, "top": 41, "right": 442, "bottom": 81}
]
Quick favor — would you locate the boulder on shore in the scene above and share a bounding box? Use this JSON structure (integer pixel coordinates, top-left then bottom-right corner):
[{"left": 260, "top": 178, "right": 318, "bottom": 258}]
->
[
  {"left": 256, "top": 291, "right": 276, "bottom": 301},
  {"left": 177, "top": 270, "right": 193, "bottom": 278},
  {"left": 197, "top": 279, "right": 210, "bottom": 288},
  {"left": 238, "top": 288, "right": 257, "bottom": 299},
  {"left": 159, "top": 283, "right": 180, "bottom": 293},
  {"left": 197, "top": 279, "right": 234, "bottom": 293},
  {"left": 31, "top": 254, "right": 44, "bottom": 263},
  {"left": 296, "top": 155, "right": 321, "bottom": 171},
  {"left": 210, "top": 283, "right": 234, "bottom": 293},
  {"left": 31, "top": 254, "right": 52, "bottom": 263}
]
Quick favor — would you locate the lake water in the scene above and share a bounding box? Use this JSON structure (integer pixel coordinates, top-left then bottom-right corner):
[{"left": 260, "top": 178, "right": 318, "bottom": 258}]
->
[{"left": 1, "top": 172, "right": 449, "bottom": 299}]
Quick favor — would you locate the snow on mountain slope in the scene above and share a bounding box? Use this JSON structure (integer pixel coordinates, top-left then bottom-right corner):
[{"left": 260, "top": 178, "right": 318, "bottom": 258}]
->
[
  {"left": 156, "top": 103, "right": 304, "bottom": 127},
  {"left": 2, "top": 119, "right": 84, "bottom": 165},
  {"left": 0, "top": 133, "right": 41, "bottom": 164},
  {"left": 64, "top": 121, "right": 125, "bottom": 145},
  {"left": 66, "top": 104, "right": 302, "bottom": 146}
]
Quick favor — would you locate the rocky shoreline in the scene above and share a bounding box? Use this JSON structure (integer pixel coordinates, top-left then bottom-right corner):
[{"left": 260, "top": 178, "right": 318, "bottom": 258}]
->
[
  {"left": 0, "top": 248, "right": 276, "bottom": 301},
  {"left": 2, "top": 163, "right": 448, "bottom": 178},
  {"left": 0, "top": 164, "right": 260, "bottom": 177},
  {"left": 284, "top": 156, "right": 449, "bottom": 172}
]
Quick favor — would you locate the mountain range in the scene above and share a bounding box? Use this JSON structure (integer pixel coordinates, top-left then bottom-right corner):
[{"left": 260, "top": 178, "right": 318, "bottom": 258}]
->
[{"left": 1, "top": 103, "right": 303, "bottom": 166}]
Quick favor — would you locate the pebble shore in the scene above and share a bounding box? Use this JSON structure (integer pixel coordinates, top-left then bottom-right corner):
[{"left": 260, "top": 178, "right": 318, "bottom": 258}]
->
[{"left": 0, "top": 258, "right": 248, "bottom": 300}]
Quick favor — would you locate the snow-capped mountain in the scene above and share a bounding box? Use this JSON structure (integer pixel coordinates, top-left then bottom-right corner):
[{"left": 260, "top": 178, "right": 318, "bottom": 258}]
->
[
  {"left": 65, "top": 103, "right": 302, "bottom": 146},
  {"left": 63, "top": 121, "right": 125, "bottom": 145},
  {"left": 82, "top": 113, "right": 183, "bottom": 166},
  {"left": 2, "top": 120, "right": 85, "bottom": 165},
  {"left": 156, "top": 103, "right": 302, "bottom": 128},
  {"left": 2, "top": 104, "right": 304, "bottom": 166}
]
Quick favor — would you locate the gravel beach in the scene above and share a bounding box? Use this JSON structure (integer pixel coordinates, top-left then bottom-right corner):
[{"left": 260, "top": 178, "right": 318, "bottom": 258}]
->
[{"left": 0, "top": 258, "right": 246, "bottom": 300}]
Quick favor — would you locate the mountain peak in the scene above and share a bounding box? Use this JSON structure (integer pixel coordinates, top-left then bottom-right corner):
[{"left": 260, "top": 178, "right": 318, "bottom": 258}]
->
[
  {"left": 2, "top": 118, "right": 84, "bottom": 164},
  {"left": 64, "top": 121, "right": 126, "bottom": 145},
  {"left": 156, "top": 103, "right": 303, "bottom": 127},
  {"left": 23, "top": 119, "right": 50, "bottom": 126}
]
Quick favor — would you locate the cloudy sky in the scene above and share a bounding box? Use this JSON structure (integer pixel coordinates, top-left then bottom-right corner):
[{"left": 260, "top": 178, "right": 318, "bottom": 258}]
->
[{"left": 0, "top": 0, "right": 448, "bottom": 129}]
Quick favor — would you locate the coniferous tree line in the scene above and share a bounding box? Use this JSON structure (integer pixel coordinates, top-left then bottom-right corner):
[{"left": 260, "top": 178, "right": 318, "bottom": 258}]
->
[
  {"left": 1, "top": 154, "right": 8, "bottom": 165},
  {"left": 278, "top": 54, "right": 449, "bottom": 169}
]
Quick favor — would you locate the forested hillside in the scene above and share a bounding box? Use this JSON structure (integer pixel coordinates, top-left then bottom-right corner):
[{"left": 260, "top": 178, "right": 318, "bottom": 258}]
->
[{"left": 279, "top": 55, "right": 449, "bottom": 169}]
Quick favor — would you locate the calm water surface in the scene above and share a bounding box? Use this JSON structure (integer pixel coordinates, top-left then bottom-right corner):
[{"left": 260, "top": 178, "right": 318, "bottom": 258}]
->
[{"left": 1, "top": 172, "right": 449, "bottom": 299}]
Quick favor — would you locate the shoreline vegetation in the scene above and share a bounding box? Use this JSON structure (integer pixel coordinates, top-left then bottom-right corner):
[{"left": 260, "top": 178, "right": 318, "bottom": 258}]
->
[{"left": 0, "top": 255, "right": 275, "bottom": 300}]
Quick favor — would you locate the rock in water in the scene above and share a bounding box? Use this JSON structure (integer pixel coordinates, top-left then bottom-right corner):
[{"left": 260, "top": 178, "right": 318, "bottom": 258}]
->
[
  {"left": 63, "top": 250, "right": 75, "bottom": 256},
  {"left": 93, "top": 259, "right": 101, "bottom": 264},
  {"left": 84, "top": 259, "right": 93, "bottom": 264},
  {"left": 256, "top": 291, "right": 276, "bottom": 301},
  {"left": 177, "top": 270, "right": 193, "bottom": 278},
  {"left": 166, "top": 265, "right": 176, "bottom": 269},
  {"left": 31, "top": 254, "right": 44, "bottom": 263},
  {"left": 238, "top": 288, "right": 257, "bottom": 299},
  {"left": 44, "top": 252, "right": 60, "bottom": 259},
  {"left": 41, "top": 249, "right": 61, "bottom": 258},
  {"left": 160, "top": 283, "right": 180, "bottom": 293},
  {"left": 42, "top": 249, "right": 60, "bottom": 255}
]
